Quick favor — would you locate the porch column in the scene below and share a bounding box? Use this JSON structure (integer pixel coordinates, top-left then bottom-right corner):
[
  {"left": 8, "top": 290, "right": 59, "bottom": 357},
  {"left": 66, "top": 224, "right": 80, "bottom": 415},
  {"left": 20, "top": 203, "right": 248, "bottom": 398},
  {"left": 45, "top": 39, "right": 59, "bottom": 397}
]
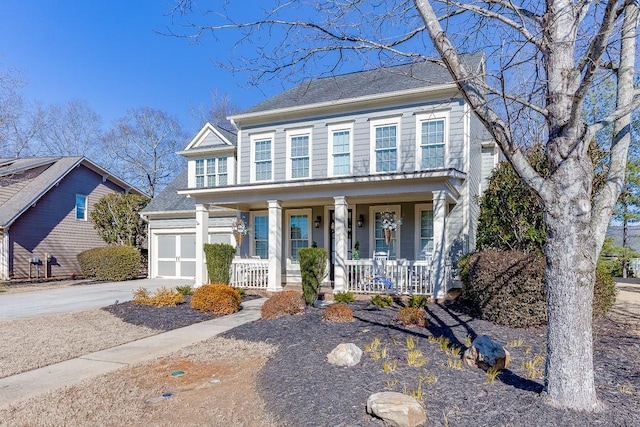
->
[
  {"left": 267, "top": 200, "right": 282, "bottom": 292},
  {"left": 333, "top": 196, "right": 348, "bottom": 293},
  {"left": 195, "top": 203, "right": 209, "bottom": 287},
  {"left": 432, "top": 191, "right": 447, "bottom": 299}
]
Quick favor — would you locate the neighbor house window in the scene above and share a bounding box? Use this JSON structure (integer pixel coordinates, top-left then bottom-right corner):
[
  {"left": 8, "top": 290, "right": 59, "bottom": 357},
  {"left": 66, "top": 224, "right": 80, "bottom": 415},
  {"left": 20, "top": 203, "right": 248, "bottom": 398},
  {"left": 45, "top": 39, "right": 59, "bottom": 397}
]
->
[
  {"left": 195, "top": 158, "right": 228, "bottom": 188},
  {"left": 328, "top": 122, "right": 353, "bottom": 176},
  {"left": 371, "top": 117, "right": 400, "bottom": 173},
  {"left": 287, "top": 130, "right": 311, "bottom": 179},
  {"left": 75, "top": 194, "right": 87, "bottom": 220},
  {"left": 287, "top": 210, "right": 311, "bottom": 262},
  {"left": 253, "top": 214, "right": 268, "bottom": 259},
  {"left": 417, "top": 111, "right": 448, "bottom": 170},
  {"left": 253, "top": 137, "right": 273, "bottom": 182}
]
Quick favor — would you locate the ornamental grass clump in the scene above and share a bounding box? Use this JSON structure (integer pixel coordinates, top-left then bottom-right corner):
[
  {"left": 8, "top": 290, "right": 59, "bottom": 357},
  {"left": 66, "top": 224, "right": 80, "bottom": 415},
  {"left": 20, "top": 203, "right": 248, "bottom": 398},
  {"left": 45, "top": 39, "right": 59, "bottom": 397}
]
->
[
  {"left": 323, "top": 303, "right": 354, "bottom": 322},
  {"left": 261, "top": 290, "right": 305, "bottom": 319},
  {"left": 397, "top": 307, "right": 428, "bottom": 327},
  {"left": 370, "top": 294, "right": 394, "bottom": 307},
  {"left": 190, "top": 283, "right": 241, "bottom": 316},
  {"left": 132, "top": 286, "right": 185, "bottom": 307},
  {"left": 333, "top": 291, "right": 355, "bottom": 304}
]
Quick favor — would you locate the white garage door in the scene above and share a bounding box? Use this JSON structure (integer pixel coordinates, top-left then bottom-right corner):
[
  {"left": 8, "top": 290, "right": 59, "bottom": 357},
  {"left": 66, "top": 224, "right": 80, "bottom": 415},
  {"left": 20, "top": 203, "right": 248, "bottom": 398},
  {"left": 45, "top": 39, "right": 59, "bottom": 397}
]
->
[{"left": 155, "top": 234, "right": 196, "bottom": 279}]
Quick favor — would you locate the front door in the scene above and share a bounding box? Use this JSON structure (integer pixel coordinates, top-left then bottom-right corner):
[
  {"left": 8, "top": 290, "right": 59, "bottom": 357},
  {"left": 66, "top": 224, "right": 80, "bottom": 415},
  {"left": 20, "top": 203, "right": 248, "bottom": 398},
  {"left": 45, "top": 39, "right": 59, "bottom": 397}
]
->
[
  {"left": 329, "top": 209, "right": 352, "bottom": 281},
  {"left": 155, "top": 234, "right": 196, "bottom": 279}
]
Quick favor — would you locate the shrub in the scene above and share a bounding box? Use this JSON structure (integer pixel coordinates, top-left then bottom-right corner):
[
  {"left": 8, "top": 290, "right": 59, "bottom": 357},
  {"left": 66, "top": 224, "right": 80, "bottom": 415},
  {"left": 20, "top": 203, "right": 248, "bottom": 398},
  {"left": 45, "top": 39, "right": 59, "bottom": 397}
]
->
[
  {"left": 90, "top": 193, "right": 150, "bottom": 248},
  {"left": 397, "top": 307, "right": 428, "bottom": 327},
  {"left": 77, "top": 245, "right": 141, "bottom": 281},
  {"left": 261, "top": 291, "right": 305, "bottom": 319},
  {"left": 191, "top": 283, "right": 241, "bottom": 315},
  {"left": 203, "top": 243, "right": 236, "bottom": 284},
  {"left": 370, "top": 294, "right": 394, "bottom": 308},
  {"left": 324, "top": 303, "right": 354, "bottom": 322},
  {"left": 175, "top": 284, "right": 193, "bottom": 296},
  {"left": 132, "top": 286, "right": 184, "bottom": 306},
  {"left": 333, "top": 291, "right": 355, "bottom": 304},
  {"left": 463, "top": 250, "right": 618, "bottom": 328},
  {"left": 408, "top": 295, "right": 429, "bottom": 309},
  {"left": 298, "top": 247, "right": 328, "bottom": 306}
]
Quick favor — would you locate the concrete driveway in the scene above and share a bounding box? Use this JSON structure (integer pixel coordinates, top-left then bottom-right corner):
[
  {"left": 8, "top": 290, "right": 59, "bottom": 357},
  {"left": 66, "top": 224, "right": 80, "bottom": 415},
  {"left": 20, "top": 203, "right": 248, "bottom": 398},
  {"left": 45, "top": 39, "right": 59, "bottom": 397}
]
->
[{"left": 0, "top": 278, "right": 194, "bottom": 320}]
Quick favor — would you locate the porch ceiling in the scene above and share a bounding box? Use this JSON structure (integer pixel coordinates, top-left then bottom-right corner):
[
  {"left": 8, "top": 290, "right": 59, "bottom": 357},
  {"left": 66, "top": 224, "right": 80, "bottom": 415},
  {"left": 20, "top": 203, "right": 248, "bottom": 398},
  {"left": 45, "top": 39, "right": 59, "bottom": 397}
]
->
[{"left": 179, "top": 169, "right": 465, "bottom": 210}]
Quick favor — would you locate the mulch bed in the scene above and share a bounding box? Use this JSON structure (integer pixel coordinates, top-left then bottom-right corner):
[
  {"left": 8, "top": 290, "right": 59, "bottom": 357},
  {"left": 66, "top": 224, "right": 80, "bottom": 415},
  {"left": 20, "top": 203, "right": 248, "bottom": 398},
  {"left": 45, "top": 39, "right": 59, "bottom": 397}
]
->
[{"left": 106, "top": 298, "right": 640, "bottom": 426}]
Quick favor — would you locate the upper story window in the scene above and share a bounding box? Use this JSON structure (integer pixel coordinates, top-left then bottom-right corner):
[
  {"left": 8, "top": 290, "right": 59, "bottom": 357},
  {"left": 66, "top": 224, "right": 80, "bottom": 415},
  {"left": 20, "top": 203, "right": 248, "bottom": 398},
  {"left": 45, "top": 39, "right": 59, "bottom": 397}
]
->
[
  {"left": 287, "top": 128, "right": 311, "bottom": 180},
  {"left": 75, "top": 194, "right": 87, "bottom": 220},
  {"left": 251, "top": 133, "right": 274, "bottom": 182},
  {"left": 195, "top": 158, "right": 228, "bottom": 188},
  {"left": 416, "top": 111, "right": 449, "bottom": 170},
  {"left": 370, "top": 117, "right": 400, "bottom": 173},
  {"left": 328, "top": 122, "right": 353, "bottom": 177}
]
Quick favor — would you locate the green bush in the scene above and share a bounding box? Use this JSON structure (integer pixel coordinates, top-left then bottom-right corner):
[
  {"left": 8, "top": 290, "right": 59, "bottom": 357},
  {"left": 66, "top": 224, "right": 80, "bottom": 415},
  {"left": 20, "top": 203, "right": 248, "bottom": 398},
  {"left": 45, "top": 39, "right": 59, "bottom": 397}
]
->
[
  {"left": 203, "top": 243, "right": 236, "bottom": 284},
  {"left": 77, "top": 245, "right": 141, "bottom": 281},
  {"left": 370, "top": 294, "right": 394, "bottom": 308},
  {"left": 333, "top": 291, "right": 355, "bottom": 304},
  {"left": 463, "top": 250, "right": 618, "bottom": 328},
  {"left": 298, "top": 247, "right": 328, "bottom": 306},
  {"left": 408, "top": 295, "right": 429, "bottom": 309}
]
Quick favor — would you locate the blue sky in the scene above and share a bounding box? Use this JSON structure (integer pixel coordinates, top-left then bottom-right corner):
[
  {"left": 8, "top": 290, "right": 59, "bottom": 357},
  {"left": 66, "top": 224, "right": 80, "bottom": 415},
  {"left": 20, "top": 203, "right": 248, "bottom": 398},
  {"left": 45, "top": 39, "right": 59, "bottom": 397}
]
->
[{"left": 0, "top": 1, "right": 278, "bottom": 134}]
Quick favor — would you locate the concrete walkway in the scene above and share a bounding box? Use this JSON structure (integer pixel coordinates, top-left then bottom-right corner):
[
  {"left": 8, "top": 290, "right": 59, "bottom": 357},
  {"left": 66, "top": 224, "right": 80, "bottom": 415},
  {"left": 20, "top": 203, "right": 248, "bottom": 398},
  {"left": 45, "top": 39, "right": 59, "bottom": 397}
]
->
[
  {"left": 612, "top": 279, "right": 640, "bottom": 326},
  {"left": 0, "top": 297, "right": 264, "bottom": 406}
]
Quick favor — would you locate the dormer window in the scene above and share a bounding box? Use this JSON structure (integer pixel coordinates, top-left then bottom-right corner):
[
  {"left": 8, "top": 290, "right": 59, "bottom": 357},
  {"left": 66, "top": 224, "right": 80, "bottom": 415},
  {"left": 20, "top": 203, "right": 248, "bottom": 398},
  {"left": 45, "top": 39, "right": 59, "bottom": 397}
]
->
[{"left": 195, "top": 158, "right": 228, "bottom": 188}]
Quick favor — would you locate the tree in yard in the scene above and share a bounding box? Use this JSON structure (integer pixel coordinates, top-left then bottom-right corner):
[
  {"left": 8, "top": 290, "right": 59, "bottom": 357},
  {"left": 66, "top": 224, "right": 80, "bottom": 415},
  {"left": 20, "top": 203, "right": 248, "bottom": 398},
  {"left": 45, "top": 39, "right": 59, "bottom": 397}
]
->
[
  {"left": 172, "top": 0, "right": 639, "bottom": 410},
  {"left": 103, "top": 107, "right": 186, "bottom": 197},
  {"left": 90, "top": 193, "right": 150, "bottom": 248}
]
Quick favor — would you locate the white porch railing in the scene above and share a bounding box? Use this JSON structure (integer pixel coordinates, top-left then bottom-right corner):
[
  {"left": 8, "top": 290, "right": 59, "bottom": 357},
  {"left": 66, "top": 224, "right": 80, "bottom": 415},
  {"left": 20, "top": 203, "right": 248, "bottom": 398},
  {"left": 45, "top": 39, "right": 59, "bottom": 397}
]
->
[
  {"left": 345, "top": 259, "right": 433, "bottom": 295},
  {"left": 230, "top": 258, "right": 269, "bottom": 289}
]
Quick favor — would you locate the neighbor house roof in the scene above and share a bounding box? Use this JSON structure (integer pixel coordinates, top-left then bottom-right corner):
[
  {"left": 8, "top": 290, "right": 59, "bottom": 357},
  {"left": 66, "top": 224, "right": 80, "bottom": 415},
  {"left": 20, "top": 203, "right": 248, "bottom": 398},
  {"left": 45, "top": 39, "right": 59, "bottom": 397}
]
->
[
  {"left": 0, "top": 156, "right": 142, "bottom": 229},
  {"left": 233, "top": 52, "right": 484, "bottom": 116}
]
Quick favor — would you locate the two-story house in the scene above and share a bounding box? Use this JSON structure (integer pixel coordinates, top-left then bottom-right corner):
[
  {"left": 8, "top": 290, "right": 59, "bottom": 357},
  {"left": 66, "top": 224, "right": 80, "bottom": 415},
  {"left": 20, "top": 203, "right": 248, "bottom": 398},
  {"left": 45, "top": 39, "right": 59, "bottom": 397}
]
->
[{"left": 144, "top": 53, "right": 499, "bottom": 298}]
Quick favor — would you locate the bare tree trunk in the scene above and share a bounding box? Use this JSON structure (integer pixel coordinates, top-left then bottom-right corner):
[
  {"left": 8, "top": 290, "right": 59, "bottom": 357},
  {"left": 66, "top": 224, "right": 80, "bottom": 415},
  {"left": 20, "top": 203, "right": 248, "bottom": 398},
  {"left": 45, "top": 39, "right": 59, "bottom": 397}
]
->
[
  {"left": 542, "top": 162, "right": 600, "bottom": 410},
  {"left": 623, "top": 203, "right": 629, "bottom": 278}
]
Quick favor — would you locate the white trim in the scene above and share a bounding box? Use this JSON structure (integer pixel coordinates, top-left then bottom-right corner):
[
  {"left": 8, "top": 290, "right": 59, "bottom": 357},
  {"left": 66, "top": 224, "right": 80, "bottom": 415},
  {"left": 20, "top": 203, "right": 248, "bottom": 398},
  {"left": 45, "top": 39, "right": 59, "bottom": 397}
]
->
[
  {"left": 327, "top": 122, "right": 354, "bottom": 177},
  {"left": 0, "top": 229, "right": 9, "bottom": 280},
  {"left": 183, "top": 122, "right": 234, "bottom": 151},
  {"left": 250, "top": 131, "right": 275, "bottom": 183},
  {"left": 285, "top": 127, "right": 313, "bottom": 180},
  {"left": 369, "top": 205, "right": 401, "bottom": 259},
  {"left": 415, "top": 110, "right": 450, "bottom": 170},
  {"left": 285, "top": 208, "right": 312, "bottom": 267},
  {"left": 236, "top": 129, "right": 242, "bottom": 185},
  {"left": 414, "top": 203, "right": 434, "bottom": 260},
  {"left": 370, "top": 116, "right": 401, "bottom": 174}
]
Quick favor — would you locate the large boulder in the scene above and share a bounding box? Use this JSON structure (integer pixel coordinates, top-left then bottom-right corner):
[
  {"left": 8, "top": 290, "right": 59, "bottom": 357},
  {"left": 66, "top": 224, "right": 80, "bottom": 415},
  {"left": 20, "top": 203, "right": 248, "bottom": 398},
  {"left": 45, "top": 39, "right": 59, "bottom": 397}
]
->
[
  {"left": 463, "top": 335, "right": 511, "bottom": 370},
  {"left": 327, "top": 343, "right": 362, "bottom": 367},
  {"left": 366, "top": 392, "right": 426, "bottom": 427}
]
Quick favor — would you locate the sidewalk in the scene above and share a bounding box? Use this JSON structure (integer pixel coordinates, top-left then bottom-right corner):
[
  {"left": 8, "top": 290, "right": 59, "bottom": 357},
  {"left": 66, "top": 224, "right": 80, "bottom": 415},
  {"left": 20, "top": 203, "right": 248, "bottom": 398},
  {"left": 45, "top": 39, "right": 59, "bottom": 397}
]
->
[
  {"left": 0, "top": 297, "right": 264, "bottom": 407},
  {"left": 611, "top": 279, "right": 640, "bottom": 329}
]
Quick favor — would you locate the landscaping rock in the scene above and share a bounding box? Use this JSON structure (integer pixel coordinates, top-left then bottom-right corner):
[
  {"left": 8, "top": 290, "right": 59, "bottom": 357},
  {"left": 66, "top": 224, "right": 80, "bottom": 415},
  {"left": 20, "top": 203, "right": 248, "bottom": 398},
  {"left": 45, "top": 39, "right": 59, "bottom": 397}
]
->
[
  {"left": 326, "top": 343, "right": 362, "bottom": 367},
  {"left": 463, "top": 334, "right": 511, "bottom": 370},
  {"left": 366, "top": 392, "right": 426, "bottom": 427}
]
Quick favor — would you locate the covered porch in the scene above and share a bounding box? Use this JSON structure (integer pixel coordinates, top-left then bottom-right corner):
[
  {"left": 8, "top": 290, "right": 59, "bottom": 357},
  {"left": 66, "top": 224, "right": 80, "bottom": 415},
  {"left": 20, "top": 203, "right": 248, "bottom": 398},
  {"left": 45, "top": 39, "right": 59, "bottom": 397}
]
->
[{"left": 180, "top": 170, "right": 465, "bottom": 298}]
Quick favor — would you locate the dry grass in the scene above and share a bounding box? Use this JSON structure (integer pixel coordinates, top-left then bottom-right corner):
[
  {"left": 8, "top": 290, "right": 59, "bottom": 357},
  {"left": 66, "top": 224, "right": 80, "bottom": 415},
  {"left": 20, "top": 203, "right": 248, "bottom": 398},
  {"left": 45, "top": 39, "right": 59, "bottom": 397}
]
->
[
  {"left": 0, "top": 309, "right": 159, "bottom": 378},
  {"left": 0, "top": 337, "right": 279, "bottom": 427}
]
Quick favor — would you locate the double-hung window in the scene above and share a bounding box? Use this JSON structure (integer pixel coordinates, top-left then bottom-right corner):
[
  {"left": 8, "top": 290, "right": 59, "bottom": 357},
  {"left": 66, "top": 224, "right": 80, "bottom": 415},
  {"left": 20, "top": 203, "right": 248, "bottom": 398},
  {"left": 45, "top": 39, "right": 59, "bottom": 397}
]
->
[
  {"left": 253, "top": 135, "right": 273, "bottom": 182},
  {"left": 287, "top": 210, "right": 311, "bottom": 262},
  {"left": 252, "top": 213, "right": 268, "bottom": 259},
  {"left": 417, "top": 111, "right": 448, "bottom": 170},
  {"left": 371, "top": 117, "right": 400, "bottom": 173},
  {"left": 415, "top": 204, "right": 434, "bottom": 260},
  {"left": 287, "top": 129, "right": 311, "bottom": 179},
  {"left": 195, "top": 159, "right": 205, "bottom": 188},
  {"left": 75, "top": 194, "right": 87, "bottom": 220},
  {"left": 328, "top": 123, "right": 353, "bottom": 176}
]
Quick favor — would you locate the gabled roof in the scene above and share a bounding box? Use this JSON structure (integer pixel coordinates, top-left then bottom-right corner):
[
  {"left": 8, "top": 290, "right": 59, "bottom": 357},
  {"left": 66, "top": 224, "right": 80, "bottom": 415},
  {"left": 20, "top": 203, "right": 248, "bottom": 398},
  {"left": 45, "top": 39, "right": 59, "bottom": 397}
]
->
[
  {"left": 179, "top": 123, "right": 237, "bottom": 156},
  {"left": 0, "top": 156, "right": 142, "bottom": 228},
  {"left": 232, "top": 52, "right": 484, "bottom": 117}
]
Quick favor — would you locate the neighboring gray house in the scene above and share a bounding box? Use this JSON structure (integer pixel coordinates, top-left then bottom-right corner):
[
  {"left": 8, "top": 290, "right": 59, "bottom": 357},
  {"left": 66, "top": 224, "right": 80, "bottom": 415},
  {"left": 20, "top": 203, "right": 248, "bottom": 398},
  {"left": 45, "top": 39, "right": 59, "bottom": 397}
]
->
[
  {"left": 146, "top": 55, "right": 499, "bottom": 297},
  {"left": 0, "top": 157, "right": 142, "bottom": 280}
]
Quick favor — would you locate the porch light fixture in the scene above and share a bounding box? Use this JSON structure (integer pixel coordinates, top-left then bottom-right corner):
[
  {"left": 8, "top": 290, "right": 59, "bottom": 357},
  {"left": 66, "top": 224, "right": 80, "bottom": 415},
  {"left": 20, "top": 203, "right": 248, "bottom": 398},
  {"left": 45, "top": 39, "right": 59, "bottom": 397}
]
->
[
  {"left": 314, "top": 215, "right": 322, "bottom": 228},
  {"left": 357, "top": 214, "right": 364, "bottom": 228}
]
